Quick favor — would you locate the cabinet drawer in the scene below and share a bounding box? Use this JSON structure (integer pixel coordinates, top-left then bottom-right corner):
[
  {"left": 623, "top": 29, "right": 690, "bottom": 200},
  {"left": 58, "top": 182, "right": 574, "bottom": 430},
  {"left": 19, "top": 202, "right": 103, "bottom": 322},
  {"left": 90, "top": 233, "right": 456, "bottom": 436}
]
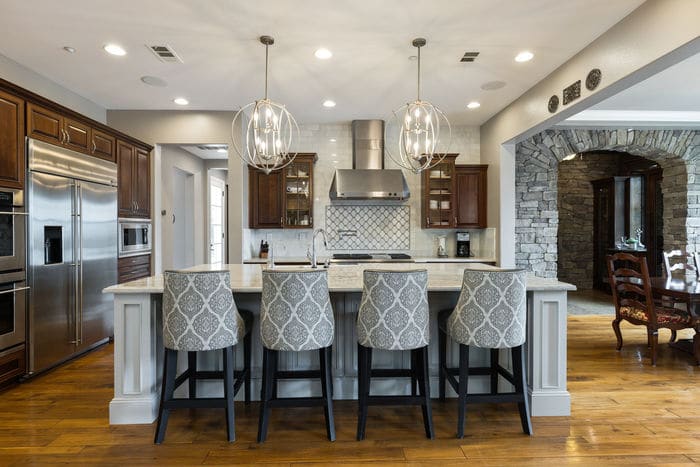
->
[
  {"left": 0, "top": 345, "right": 26, "bottom": 385},
  {"left": 119, "top": 254, "right": 150, "bottom": 267},
  {"left": 118, "top": 255, "right": 151, "bottom": 283}
]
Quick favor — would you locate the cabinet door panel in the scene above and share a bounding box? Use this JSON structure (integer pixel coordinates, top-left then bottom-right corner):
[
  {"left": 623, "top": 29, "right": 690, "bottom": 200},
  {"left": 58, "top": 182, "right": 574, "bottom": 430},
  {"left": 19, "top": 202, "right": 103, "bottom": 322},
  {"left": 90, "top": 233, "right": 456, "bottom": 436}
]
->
[
  {"left": 455, "top": 166, "right": 487, "bottom": 228},
  {"left": 250, "top": 170, "right": 283, "bottom": 228},
  {"left": 0, "top": 91, "right": 25, "bottom": 189},
  {"left": 117, "top": 141, "right": 134, "bottom": 217},
  {"left": 134, "top": 148, "right": 150, "bottom": 218},
  {"left": 27, "top": 103, "right": 63, "bottom": 145},
  {"left": 91, "top": 129, "right": 116, "bottom": 162},
  {"left": 63, "top": 118, "right": 91, "bottom": 154}
]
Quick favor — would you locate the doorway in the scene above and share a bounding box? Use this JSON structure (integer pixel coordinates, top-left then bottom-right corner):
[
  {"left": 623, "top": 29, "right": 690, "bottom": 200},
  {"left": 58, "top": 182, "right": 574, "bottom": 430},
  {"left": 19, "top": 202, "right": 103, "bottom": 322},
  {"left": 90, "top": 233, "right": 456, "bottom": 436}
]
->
[
  {"left": 171, "top": 167, "right": 195, "bottom": 269},
  {"left": 209, "top": 174, "right": 227, "bottom": 265}
]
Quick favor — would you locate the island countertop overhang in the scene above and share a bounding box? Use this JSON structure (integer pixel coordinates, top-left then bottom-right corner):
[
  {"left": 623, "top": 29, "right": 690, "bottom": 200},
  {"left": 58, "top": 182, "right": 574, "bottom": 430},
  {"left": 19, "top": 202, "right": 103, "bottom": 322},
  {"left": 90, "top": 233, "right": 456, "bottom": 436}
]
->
[{"left": 104, "top": 262, "right": 576, "bottom": 295}]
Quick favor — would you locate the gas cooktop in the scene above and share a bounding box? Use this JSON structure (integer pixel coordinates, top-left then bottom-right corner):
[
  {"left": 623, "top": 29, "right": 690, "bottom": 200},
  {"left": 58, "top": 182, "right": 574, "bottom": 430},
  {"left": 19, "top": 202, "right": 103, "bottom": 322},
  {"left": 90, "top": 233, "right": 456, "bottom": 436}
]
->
[{"left": 331, "top": 253, "right": 413, "bottom": 263}]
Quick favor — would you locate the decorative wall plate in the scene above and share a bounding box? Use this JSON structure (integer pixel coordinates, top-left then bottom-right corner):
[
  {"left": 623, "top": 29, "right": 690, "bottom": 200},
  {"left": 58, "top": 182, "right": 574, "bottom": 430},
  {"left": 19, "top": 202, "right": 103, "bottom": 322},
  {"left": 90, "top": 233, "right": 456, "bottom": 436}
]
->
[
  {"left": 548, "top": 95, "right": 559, "bottom": 113},
  {"left": 586, "top": 68, "right": 602, "bottom": 91}
]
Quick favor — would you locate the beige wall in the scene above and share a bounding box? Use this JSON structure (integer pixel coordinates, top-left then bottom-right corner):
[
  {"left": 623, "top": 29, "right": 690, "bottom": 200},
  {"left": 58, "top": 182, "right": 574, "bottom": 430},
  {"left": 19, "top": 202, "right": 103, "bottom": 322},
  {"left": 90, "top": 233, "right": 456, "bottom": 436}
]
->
[
  {"left": 106, "top": 110, "right": 246, "bottom": 264},
  {"left": 480, "top": 0, "right": 700, "bottom": 267},
  {"left": 0, "top": 53, "right": 106, "bottom": 123}
]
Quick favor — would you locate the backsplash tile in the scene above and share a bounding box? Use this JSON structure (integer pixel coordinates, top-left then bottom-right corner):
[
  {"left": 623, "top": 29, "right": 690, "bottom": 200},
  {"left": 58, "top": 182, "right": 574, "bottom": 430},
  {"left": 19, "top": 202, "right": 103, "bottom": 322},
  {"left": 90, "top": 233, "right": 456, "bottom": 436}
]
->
[{"left": 326, "top": 205, "right": 410, "bottom": 250}]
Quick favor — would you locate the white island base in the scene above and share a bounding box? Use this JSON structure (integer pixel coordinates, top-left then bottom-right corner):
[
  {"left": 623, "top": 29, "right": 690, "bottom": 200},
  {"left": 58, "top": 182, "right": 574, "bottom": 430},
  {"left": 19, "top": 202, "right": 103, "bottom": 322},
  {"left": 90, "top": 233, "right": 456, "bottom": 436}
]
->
[{"left": 105, "top": 263, "right": 575, "bottom": 424}]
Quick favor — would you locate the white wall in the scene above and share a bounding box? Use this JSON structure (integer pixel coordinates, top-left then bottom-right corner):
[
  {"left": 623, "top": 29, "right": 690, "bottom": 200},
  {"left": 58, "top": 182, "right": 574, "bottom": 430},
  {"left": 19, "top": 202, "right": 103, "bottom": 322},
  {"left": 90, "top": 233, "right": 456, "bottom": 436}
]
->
[
  {"left": 159, "top": 145, "right": 207, "bottom": 271},
  {"left": 480, "top": 0, "right": 700, "bottom": 266},
  {"left": 0, "top": 53, "right": 106, "bottom": 123}
]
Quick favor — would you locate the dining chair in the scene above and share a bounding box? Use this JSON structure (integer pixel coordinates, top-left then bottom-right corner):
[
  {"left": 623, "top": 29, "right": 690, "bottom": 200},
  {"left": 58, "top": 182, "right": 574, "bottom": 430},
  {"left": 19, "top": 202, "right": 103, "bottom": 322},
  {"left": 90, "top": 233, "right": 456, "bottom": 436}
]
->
[
  {"left": 662, "top": 250, "right": 699, "bottom": 279},
  {"left": 607, "top": 252, "right": 698, "bottom": 366}
]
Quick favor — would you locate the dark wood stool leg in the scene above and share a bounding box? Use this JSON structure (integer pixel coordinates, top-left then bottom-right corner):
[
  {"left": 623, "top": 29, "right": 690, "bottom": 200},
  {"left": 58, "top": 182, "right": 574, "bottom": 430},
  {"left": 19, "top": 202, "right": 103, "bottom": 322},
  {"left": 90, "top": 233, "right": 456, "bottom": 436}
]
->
[
  {"left": 154, "top": 348, "right": 178, "bottom": 444},
  {"left": 319, "top": 346, "right": 336, "bottom": 441},
  {"left": 417, "top": 346, "right": 434, "bottom": 439},
  {"left": 187, "top": 351, "right": 197, "bottom": 399},
  {"left": 512, "top": 345, "right": 532, "bottom": 435},
  {"left": 223, "top": 346, "right": 235, "bottom": 442},
  {"left": 243, "top": 330, "right": 252, "bottom": 405},
  {"left": 438, "top": 324, "right": 447, "bottom": 401},
  {"left": 410, "top": 350, "right": 418, "bottom": 396},
  {"left": 257, "top": 348, "right": 275, "bottom": 443},
  {"left": 356, "top": 344, "right": 371, "bottom": 441},
  {"left": 456, "top": 344, "right": 469, "bottom": 439},
  {"left": 490, "top": 348, "right": 499, "bottom": 394}
]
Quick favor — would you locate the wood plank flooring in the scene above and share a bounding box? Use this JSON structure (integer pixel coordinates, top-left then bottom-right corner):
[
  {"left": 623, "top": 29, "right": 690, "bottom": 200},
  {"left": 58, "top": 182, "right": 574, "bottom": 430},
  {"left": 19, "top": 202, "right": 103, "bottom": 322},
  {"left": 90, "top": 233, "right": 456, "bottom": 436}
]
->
[{"left": 1, "top": 315, "right": 699, "bottom": 465}]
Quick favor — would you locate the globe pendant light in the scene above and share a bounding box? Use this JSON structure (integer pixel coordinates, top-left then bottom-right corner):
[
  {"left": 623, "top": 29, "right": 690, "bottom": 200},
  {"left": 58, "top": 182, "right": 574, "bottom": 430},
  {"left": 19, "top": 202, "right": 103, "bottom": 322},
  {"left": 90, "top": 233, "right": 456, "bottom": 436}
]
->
[
  {"left": 386, "top": 38, "right": 451, "bottom": 173},
  {"left": 231, "top": 36, "right": 299, "bottom": 174}
]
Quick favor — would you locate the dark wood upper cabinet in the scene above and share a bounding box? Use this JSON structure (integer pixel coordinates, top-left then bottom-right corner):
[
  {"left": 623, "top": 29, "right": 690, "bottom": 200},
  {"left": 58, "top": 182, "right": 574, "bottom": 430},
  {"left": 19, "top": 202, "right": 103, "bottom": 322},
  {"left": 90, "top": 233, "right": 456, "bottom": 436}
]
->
[
  {"left": 91, "top": 129, "right": 116, "bottom": 162},
  {"left": 63, "top": 117, "right": 91, "bottom": 154},
  {"left": 117, "top": 140, "right": 150, "bottom": 219},
  {"left": 0, "top": 90, "right": 25, "bottom": 189},
  {"left": 455, "top": 165, "right": 488, "bottom": 228},
  {"left": 249, "top": 169, "right": 284, "bottom": 228},
  {"left": 117, "top": 141, "right": 135, "bottom": 218},
  {"left": 27, "top": 102, "right": 63, "bottom": 145},
  {"left": 421, "top": 154, "right": 458, "bottom": 228},
  {"left": 134, "top": 147, "right": 150, "bottom": 217}
]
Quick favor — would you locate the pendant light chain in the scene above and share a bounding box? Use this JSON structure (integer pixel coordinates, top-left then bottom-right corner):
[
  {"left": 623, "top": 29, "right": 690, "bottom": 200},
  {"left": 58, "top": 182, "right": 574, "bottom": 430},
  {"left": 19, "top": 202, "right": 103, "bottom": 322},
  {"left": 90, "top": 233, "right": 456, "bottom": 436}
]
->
[
  {"left": 416, "top": 44, "right": 421, "bottom": 101},
  {"left": 264, "top": 42, "right": 269, "bottom": 100}
]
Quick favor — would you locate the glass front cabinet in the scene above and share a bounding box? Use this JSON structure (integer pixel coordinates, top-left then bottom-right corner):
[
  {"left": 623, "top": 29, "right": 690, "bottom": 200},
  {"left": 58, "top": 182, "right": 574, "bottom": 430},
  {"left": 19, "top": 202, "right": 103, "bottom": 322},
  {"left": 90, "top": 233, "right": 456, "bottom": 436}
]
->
[
  {"left": 284, "top": 154, "right": 316, "bottom": 228},
  {"left": 421, "top": 154, "right": 457, "bottom": 228}
]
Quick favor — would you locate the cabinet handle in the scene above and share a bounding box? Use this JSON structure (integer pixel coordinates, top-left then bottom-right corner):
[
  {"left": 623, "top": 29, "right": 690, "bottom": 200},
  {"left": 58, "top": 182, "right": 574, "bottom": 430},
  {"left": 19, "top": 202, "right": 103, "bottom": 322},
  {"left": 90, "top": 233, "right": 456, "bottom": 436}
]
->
[
  {"left": 427, "top": 217, "right": 430, "bottom": 226},
  {"left": 65, "top": 129, "right": 71, "bottom": 144},
  {"left": 60, "top": 129, "right": 66, "bottom": 143},
  {"left": 280, "top": 217, "right": 283, "bottom": 226},
  {"left": 309, "top": 216, "right": 313, "bottom": 225},
  {"left": 92, "top": 141, "right": 96, "bottom": 153},
  {"left": 455, "top": 216, "right": 458, "bottom": 225}
]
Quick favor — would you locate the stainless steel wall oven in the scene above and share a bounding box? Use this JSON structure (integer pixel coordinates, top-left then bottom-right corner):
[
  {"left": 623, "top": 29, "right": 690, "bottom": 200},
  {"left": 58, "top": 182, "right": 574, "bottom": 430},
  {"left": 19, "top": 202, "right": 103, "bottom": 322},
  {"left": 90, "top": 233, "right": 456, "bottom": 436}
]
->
[{"left": 0, "top": 270, "right": 27, "bottom": 351}]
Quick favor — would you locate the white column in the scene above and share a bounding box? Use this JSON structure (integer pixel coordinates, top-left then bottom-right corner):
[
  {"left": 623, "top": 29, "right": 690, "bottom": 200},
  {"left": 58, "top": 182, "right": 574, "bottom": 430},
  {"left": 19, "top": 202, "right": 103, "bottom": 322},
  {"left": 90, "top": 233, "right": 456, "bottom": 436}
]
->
[
  {"left": 527, "top": 290, "right": 571, "bottom": 416},
  {"left": 109, "top": 293, "right": 159, "bottom": 424}
]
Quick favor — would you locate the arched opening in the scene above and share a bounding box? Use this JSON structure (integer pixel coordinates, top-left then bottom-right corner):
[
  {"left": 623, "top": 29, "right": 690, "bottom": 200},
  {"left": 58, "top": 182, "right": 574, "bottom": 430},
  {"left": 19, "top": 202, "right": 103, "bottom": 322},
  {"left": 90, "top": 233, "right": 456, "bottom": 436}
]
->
[{"left": 557, "top": 151, "right": 663, "bottom": 290}]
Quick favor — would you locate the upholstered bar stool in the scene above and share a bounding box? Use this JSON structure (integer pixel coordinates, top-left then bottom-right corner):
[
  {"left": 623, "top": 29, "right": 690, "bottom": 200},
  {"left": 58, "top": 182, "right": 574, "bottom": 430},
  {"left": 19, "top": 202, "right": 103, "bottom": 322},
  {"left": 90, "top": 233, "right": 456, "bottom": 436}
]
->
[
  {"left": 438, "top": 268, "right": 531, "bottom": 438},
  {"left": 257, "top": 269, "right": 335, "bottom": 443},
  {"left": 155, "top": 270, "right": 253, "bottom": 444},
  {"left": 356, "top": 269, "right": 434, "bottom": 441}
]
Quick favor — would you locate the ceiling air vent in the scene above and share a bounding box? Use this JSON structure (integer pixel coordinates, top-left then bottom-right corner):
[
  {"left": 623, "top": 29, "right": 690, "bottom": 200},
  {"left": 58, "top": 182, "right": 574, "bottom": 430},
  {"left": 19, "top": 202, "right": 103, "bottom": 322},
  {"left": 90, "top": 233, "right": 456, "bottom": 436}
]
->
[
  {"left": 460, "top": 52, "right": 479, "bottom": 62},
  {"left": 147, "top": 45, "right": 183, "bottom": 63},
  {"left": 196, "top": 145, "right": 228, "bottom": 151}
]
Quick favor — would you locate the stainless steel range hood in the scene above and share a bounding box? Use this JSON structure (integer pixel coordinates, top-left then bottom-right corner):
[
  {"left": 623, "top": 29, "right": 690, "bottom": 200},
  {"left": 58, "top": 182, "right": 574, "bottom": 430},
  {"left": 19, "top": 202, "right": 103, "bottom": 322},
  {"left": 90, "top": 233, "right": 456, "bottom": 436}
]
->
[{"left": 329, "top": 120, "right": 410, "bottom": 200}]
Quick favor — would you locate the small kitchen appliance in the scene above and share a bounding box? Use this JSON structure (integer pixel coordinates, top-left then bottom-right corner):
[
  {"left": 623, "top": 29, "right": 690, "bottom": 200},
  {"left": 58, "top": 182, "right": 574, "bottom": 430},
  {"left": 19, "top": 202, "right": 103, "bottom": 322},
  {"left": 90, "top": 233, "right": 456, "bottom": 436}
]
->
[
  {"left": 437, "top": 235, "right": 448, "bottom": 258},
  {"left": 456, "top": 231, "right": 471, "bottom": 257}
]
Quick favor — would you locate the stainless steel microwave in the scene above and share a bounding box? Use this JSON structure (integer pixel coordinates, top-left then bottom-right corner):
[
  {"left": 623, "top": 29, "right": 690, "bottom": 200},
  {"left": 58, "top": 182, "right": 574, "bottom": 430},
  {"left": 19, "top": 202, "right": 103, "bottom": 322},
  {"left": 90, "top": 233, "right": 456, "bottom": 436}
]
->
[{"left": 118, "top": 218, "right": 151, "bottom": 258}]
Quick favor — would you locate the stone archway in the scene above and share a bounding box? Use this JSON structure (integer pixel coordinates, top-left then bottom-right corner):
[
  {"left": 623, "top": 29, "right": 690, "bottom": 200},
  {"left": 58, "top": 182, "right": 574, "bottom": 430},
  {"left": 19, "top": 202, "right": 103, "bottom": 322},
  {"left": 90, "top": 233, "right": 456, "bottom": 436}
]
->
[{"left": 514, "top": 129, "right": 700, "bottom": 279}]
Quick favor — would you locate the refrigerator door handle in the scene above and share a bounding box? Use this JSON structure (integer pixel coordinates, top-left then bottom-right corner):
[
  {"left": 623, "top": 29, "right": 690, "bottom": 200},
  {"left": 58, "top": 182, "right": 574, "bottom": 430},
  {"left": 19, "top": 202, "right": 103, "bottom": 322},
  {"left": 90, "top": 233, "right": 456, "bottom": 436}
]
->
[
  {"left": 78, "top": 183, "right": 84, "bottom": 345},
  {"left": 70, "top": 183, "right": 80, "bottom": 345}
]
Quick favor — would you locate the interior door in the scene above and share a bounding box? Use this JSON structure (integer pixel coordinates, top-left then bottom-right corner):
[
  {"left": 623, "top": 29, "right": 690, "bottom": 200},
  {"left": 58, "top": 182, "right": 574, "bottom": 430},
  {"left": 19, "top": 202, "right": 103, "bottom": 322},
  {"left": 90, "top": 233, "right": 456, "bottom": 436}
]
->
[
  {"left": 78, "top": 180, "right": 117, "bottom": 348},
  {"left": 27, "top": 171, "right": 76, "bottom": 373},
  {"left": 209, "top": 177, "right": 226, "bottom": 265}
]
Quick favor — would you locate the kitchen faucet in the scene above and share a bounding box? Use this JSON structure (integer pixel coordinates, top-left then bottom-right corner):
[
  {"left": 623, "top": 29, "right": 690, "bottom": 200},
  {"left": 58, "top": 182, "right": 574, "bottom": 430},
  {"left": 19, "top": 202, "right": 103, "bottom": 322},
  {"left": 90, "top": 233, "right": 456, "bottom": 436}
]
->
[{"left": 308, "top": 228, "right": 328, "bottom": 268}]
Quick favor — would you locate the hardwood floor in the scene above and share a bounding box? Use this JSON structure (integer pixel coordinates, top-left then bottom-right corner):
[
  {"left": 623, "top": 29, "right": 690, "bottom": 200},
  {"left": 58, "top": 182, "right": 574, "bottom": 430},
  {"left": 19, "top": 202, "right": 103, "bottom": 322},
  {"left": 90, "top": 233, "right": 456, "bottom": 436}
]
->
[{"left": 1, "top": 315, "right": 699, "bottom": 465}]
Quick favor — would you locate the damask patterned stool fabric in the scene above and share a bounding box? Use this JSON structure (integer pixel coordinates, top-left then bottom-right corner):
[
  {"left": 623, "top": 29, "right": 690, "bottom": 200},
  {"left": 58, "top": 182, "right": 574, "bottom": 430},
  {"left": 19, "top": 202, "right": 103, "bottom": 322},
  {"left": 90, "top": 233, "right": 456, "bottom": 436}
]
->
[
  {"left": 260, "top": 269, "right": 334, "bottom": 351},
  {"left": 163, "top": 270, "right": 247, "bottom": 351},
  {"left": 357, "top": 269, "right": 429, "bottom": 350},
  {"left": 446, "top": 269, "right": 526, "bottom": 349}
]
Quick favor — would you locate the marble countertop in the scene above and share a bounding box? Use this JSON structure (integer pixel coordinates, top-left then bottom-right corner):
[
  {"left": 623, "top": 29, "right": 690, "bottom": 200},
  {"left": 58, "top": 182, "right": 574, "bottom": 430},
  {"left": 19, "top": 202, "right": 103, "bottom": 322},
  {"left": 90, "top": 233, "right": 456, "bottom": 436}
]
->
[
  {"left": 242, "top": 256, "right": 497, "bottom": 264},
  {"left": 104, "top": 263, "right": 576, "bottom": 295}
]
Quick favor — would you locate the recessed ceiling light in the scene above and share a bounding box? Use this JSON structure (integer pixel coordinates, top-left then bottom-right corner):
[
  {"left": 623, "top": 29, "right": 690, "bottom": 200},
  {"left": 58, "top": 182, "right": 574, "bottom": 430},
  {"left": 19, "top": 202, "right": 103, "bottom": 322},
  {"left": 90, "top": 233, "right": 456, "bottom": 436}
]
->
[
  {"left": 217, "top": 148, "right": 227, "bottom": 153},
  {"left": 322, "top": 100, "right": 336, "bottom": 108},
  {"left": 104, "top": 44, "right": 127, "bottom": 56},
  {"left": 408, "top": 55, "right": 418, "bottom": 61},
  {"left": 63, "top": 46, "right": 76, "bottom": 53},
  {"left": 314, "top": 48, "right": 333, "bottom": 60},
  {"left": 515, "top": 51, "right": 534, "bottom": 63},
  {"left": 140, "top": 75, "right": 168, "bottom": 87},
  {"left": 173, "top": 97, "right": 189, "bottom": 106},
  {"left": 329, "top": 138, "right": 337, "bottom": 143},
  {"left": 467, "top": 101, "right": 481, "bottom": 109}
]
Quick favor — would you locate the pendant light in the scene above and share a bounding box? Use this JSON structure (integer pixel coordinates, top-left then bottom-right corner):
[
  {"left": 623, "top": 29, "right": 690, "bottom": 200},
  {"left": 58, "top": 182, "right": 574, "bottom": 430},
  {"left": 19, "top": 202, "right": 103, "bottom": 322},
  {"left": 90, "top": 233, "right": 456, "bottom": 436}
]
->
[
  {"left": 386, "top": 38, "right": 451, "bottom": 173},
  {"left": 231, "top": 36, "right": 299, "bottom": 174}
]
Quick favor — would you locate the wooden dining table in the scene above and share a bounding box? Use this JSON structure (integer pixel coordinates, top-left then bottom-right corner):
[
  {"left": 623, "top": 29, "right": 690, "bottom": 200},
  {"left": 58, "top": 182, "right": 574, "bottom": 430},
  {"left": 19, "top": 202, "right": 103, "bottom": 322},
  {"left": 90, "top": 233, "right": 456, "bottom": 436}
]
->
[{"left": 649, "top": 276, "right": 700, "bottom": 364}]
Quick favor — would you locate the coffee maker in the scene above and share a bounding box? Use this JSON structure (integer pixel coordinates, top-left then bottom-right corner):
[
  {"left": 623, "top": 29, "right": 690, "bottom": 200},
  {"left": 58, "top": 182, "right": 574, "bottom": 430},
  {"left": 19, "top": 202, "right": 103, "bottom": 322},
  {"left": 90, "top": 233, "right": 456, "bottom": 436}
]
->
[{"left": 456, "top": 232, "right": 471, "bottom": 257}]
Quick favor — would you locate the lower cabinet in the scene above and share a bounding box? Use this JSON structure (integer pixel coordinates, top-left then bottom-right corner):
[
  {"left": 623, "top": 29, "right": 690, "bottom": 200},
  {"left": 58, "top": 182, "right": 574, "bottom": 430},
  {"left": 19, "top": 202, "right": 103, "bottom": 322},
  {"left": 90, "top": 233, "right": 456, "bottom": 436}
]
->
[
  {"left": 0, "top": 345, "right": 25, "bottom": 386},
  {"left": 118, "top": 254, "right": 151, "bottom": 283}
]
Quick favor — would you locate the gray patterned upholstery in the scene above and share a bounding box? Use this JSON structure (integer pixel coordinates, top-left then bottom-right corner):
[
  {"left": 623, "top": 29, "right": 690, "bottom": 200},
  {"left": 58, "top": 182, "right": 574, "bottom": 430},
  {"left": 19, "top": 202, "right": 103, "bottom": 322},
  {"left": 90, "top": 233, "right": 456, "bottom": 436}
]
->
[
  {"left": 162, "top": 270, "right": 246, "bottom": 352},
  {"left": 260, "top": 269, "right": 334, "bottom": 351},
  {"left": 446, "top": 269, "right": 527, "bottom": 349},
  {"left": 357, "top": 269, "right": 429, "bottom": 350}
]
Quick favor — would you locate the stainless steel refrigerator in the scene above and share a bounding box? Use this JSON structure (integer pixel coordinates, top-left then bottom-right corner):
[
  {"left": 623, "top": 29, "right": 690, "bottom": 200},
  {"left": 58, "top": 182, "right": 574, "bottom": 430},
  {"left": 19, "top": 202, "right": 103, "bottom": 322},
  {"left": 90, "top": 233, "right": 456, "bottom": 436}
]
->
[{"left": 27, "top": 138, "right": 118, "bottom": 374}]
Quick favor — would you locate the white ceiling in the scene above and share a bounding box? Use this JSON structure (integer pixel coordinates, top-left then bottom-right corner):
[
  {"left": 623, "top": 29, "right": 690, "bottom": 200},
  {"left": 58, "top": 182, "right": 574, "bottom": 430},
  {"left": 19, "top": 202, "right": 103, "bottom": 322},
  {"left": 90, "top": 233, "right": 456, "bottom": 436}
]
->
[
  {"left": 0, "top": 0, "right": 644, "bottom": 125},
  {"left": 560, "top": 51, "right": 700, "bottom": 127},
  {"left": 180, "top": 145, "right": 228, "bottom": 160}
]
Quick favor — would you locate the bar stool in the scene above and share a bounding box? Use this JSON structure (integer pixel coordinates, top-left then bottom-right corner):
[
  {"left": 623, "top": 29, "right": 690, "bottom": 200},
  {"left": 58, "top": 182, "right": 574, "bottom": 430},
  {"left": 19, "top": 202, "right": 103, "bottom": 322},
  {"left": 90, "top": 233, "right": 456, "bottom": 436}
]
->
[
  {"left": 356, "top": 269, "right": 433, "bottom": 441},
  {"left": 257, "top": 269, "right": 335, "bottom": 442},
  {"left": 438, "top": 268, "right": 531, "bottom": 438},
  {"left": 155, "top": 270, "right": 253, "bottom": 444}
]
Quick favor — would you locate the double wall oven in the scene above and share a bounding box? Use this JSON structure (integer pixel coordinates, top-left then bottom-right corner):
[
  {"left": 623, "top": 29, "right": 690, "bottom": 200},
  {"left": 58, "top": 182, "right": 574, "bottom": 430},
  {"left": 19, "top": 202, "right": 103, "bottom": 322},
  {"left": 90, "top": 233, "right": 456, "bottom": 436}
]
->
[{"left": 0, "top": 188, "right": 28, "bottom": 383}]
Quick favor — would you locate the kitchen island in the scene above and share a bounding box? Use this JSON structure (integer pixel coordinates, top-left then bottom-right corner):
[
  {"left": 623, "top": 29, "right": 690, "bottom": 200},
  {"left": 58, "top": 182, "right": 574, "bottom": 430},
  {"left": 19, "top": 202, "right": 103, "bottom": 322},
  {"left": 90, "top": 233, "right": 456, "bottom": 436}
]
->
[{"left": 104, "top": 263, "right": 575, "bottom": 424}]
